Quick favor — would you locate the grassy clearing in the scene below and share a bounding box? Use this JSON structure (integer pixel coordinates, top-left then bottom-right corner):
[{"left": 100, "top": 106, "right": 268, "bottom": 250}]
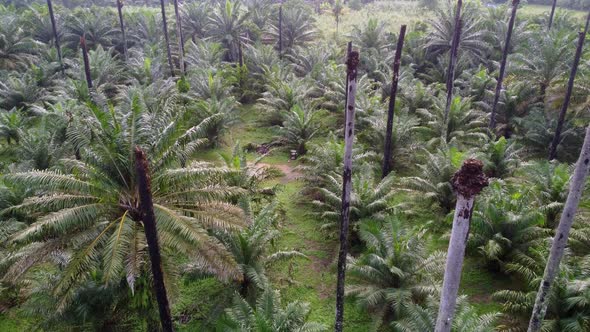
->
[
  {"left": 520, "top": 4, "right": 587, "bottom": 19},
  {"left": 314, "top": 1, "right": 587, "bottom": 43},
  {"left": 270, "top": 181, "right": 374, "bottom": 331},
  {"left": 315, "top": 1, "right": 432, "bottom": 41}
]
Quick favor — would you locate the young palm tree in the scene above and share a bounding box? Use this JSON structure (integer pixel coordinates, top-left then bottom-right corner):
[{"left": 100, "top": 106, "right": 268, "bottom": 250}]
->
[
  {"left": 62, "top": 9, "right": 118, "bottom": 50},
  {"left": 298, "top": 134, "right": 374, "bottom": 186},
  {"left": 392, "top": 296, "right": 499, "bottom": 332},
  {"left": 513, "top": 31, "right": 572, "bottom": 104},
  {"left": 216, "top": 201, "right": 305, "bottom": 300},
  {"left": 258, "top": 72, "right": 317, "bottom": 125},
  {"left": 0, "top": 14, "right": 39, "bottom": 70},
  {"left": 269, "top": 5, "right": 317, "bottom": 52},
  {"left": 424, "top": 1, "right": 490, "bottom": 66},
  {"left": 181, "top": 2, "right": 210, "bottom": 43},
  {"left": 0, "top": 74, "right": 48, "bottom": 111},
  {"left": 361, "top": 108, "right": 420, "bottom": 172},
  {"left": 313, "top": 164, "right": 397, "bottom": 233},
  {"left": 518, "top": 160, "right": 571, "bottom": 228},
  {"left": 217, "top": 286, "right": 327, "bottom": 331},
  {"left": 348, "top": 18, "right": 390, "bottom": 55},
  {"left": 494, "top": 250, "right": 590, "bottom": 331},
  {"left": 1, "top": 89, "right": 246, "bottom": 309},
  {"left": 476, "top": 81, "right": 540, "bottom": 138},
  {"left": 400, "top": 146, "right": 460, "bottom": 214},
  {"left": 469, "top": 181, "right": 548, "bottom": 271},
  {"left": 276, "top": 104, "right": 320, "bottom": 155},
  {"left": 208, "top": 0, "right": 250, "bottom": 63},
  {"left": 415, "top": 96, "right": 487, "bottom": 149},
  {"left": 474, "top": 136, "right": 521, "bottom": 179},
  {"left": 217, "top": 143, "right": 278, "bottom": 196},
  {"left": 347, "top": 218, "right": 445, "bottom": 327}
]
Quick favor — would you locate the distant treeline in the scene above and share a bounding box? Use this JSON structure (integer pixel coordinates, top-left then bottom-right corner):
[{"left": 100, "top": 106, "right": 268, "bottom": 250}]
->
[
  {"left": 1, "top": 0, "right": 587, "bottom": 12},
  {"left": 490, "top": 0, "right": 589, "bottom": 10}
]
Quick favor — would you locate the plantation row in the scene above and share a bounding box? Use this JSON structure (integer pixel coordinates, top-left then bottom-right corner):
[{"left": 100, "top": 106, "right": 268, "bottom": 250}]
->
[{"left": 0, "top": 0, "right": 590, "bottom": 331}]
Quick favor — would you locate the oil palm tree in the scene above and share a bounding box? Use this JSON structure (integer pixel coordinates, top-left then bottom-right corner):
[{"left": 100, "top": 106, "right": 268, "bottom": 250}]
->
[
  {"left": 217, "top": 286, "right": 327, "bottom": 331},
  {"left": 346, "top": 217, "right": 445, "bottom": 327},
  {"left": 360, "top": 108, "right": 420, "bottom": 172},
  {"left": 415, "top": 95, "right": 487, "bottom": 150},
  {"left": 62, "top": 9, "right": 118, "bottom": 50},
  {"left": 393, "top": 295, "right": 498, "bottom": 332},
  {"left": 1, "top": 88, "right": 246, "bottom": 309},
  {"left": 476, "top": 81, "right": 540, "bottom": 138},
  {"left": 348, "top": 18, "right": 390, "bottom": 55},
  {"left": 400, "top": 145, "right": 461, "bottom": 214},
  {"left": 313, "top": 164, "right": 397, "bottom": 233},
  {"left": 258, "top": 72, "right": 317, "bottom": 125},
  {"left": 216, "top": 201, "right": 305, "bottom": 300},
  {"left": 513, "top": 30, "right": 573, "bottom": 104},
  {"left": 269, "top": 5, "right": 317, "bottom": 52},
  {"left": 469, "top": 181, "right": 548, "bottom": 271},
  {"left": 0, "top": 74, "right": 48, "bottom": 112},
  {"left": 424, "top": 1, "right": 490, "bottom": 66},
  {"left": 207, "top": 0, "right": 250, "bottom": 63},
  {"left": 0, "top": 14, "right": 39, "bottom": 70},
  {"left": 181, "top": 1, "right": 210, "bottom": 43},
  {"left": 517, "top": 160, "right": 572, "bottom": 228},
  {"left": 298, "top": 134, "right": 374, "bottom": 186},
  {"left": 474, "top": 136, "right": 521, "bottom": 179},
  {"left": 276, "top": 104, "right": 320, "bottom": 156},
  {"left": 493, "top": 250, "right": 590, "bottom": 331}
]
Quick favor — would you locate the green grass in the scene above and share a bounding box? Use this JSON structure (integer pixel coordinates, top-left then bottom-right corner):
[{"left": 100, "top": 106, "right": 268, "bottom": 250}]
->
[
  {"left": 460, "top": 257, "right": 515, "bottom": 314},
  {"left": 315, "top": 1, "right": 432, "bottom": 41},
  {"left": 0, "top": 312, "right": 34, "bottom": 332},
  {"left": 519, "top": 4, "right": 587, "bottom": 19},
  {"left": 269, "top": 181, "right": 374, "bottom": 331}
]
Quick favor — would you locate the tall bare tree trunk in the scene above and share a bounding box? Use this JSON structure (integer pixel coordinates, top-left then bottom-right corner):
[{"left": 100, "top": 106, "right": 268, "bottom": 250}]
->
[
  {"left": 548, "top": 0, "right": 557, "bottom": 30},
  {"left": 343, "top": 42, "right": 352, "bottom": 126},
  {"left": 548, "top": 12, "right": 589, "bottom": 161},
  {"left": 238, "top": 38, "right": 243, "bottom": 67},
  {"left": 116, "top": 0, "right": 129, "bottom": 62},
  {"left": 159, "top": 0, "right": 175, "bottom": 76},
  {"left": 443, "top": 0, "right": 463, "bottom": 125},
  {"left": 135, "top": 147, "right": 174, "bottom": 332},
  {"left": 172, "top": 0, "right": 186, "bottom": 74},
  {"left": 46, "top": 0, "right": 64, "bottom": 74},
  {"left": 278, "top": 5, "right": 283, "bottom": 57},
  {"left": 382, "top": 25, "right": 406, "bottom": 178},
  {"left": 489, "top": 0, "right": 520, "bottom": 131},
  {"left": 435, "top": 159, "right": 488, "bottom": 332},
  {"left": 528, "top": 124, "right": 590, "bottom": 331},
  {"left": 80, "top": 35, "right": 92, "bottom": 89},
  {"left": 334, "top": 47, "right": 360, "bottom": 332}
]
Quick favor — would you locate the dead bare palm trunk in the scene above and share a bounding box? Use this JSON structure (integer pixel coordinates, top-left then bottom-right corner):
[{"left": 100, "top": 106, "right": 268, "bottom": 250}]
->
[
  {"left": 548, "top": 12, "right": 589, "bottom": 161},
  {"left": 172, "top": 0, "right": 186, "bottom": 74},
  {"left": 278, "top": 5, "right": 283, "bottom": 58},
  {"left": 528, "top": 124, "right": 590, "bottom": 331},
  {"left": 159, "top": 0, "right": 175, "bottom": 76},
  {"left": 135, "top": 147, "right": 174, "bottom": 332},
  {"left": 238, "top": 38, "right": 243, "bottom": 67},
  {"left": 489, "top": 0, "right": 519, "bottom": 131},
  {"left": 46, "top": 0, "right": 64, "bottom": 74},
  {"left": 116, "top": 0, "right": 129, "bottom": 62},
  {"left": 382, "top": 25, "right": 406, "bottom": 178},
  {"left": 548, "top": 0, "right": 557, "bottom": 30},
  {"left": 80, "top": 35, "right": 92, "bottom": 89},
  {"left": 443, "top": 0, "right": 463, "bottom": 125},
  {"left": 334, "top": 47, "right": 360, "bottom": 332},
  {"left": 435, "top": 159, "right": 488, "bottom": 332}
]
